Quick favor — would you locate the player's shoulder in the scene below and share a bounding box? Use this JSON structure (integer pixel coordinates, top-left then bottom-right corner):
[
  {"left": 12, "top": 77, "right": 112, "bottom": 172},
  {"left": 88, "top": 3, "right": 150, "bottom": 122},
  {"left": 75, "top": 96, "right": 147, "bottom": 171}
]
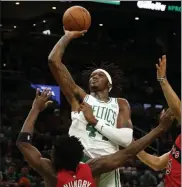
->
[
  {"left": 84, "top": 94, "right": 93, "bottom": 101},
  {"left": 175, "top": 134, "right": 181, "bottom": 146},
  {"left": 79, "top": 162, "right": 90, "bottom": 168},
  {"left": 78, "top": 163, "right": 92, "bottom": 173},
  {"left": 117, "top": 98, "right": 130, "bottom": 108}
]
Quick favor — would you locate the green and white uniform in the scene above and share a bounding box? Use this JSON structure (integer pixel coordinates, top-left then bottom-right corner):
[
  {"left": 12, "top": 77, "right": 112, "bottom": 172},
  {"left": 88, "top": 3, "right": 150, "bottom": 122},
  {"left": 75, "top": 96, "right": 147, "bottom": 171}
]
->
[{"left": 69, "top": 94, "right": 121, "bottom": 187}]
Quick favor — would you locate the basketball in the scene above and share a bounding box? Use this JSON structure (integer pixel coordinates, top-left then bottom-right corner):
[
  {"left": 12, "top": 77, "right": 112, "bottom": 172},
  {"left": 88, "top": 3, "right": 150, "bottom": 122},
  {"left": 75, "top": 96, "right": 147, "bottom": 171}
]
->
[{"left": 63, "top": 6, "right": 91, "bottom": 31}]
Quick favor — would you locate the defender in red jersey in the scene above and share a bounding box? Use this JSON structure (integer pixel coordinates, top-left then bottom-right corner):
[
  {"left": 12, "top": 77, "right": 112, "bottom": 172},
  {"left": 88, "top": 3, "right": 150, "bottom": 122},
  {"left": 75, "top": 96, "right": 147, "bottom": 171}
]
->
[
  {"left": 16, "top": 89, "right": 174, "bottom": 187},
  {"left": 165, "top": 134, "right": 181, "bottom": 187},
  {"left": 137, "top": 55, "right": 181, "bottom": 187},
  {"left": 57, "top": 163, "right": 95, "bottom": 187}
]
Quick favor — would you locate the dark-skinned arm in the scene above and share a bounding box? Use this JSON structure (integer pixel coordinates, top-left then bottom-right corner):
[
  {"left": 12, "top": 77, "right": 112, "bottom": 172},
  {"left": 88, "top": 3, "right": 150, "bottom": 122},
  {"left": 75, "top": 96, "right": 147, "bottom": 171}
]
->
[
  {"left": 16, "top": 89, "right": 54, "bottom": 178},
  {"left": 48, "top": 31, "right": 86, "bottom": 109},
  {"left": 87, "top": 109, "right": 173, "bottom": 176}
]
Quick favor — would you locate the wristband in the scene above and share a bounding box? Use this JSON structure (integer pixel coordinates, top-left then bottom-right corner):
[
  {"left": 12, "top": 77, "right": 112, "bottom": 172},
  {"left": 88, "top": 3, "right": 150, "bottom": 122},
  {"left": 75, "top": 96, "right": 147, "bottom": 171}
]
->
[
  {"left": 17, "top": 132, "right": 33, "bottom": 143},
  {"left": 157, "top": 76, "right": 166, "bottom": 82}
]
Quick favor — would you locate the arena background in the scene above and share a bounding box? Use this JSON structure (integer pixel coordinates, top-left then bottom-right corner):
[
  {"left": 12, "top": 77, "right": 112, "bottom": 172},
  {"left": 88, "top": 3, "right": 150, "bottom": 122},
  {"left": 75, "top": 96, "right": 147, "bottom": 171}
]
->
[{"left": 0, "top": 1, "right": 181, "bottom": 187}]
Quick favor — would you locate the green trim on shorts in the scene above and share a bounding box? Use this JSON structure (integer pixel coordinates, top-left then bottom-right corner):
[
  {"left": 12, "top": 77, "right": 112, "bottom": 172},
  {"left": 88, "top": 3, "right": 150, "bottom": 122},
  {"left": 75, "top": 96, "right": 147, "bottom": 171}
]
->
[
  {"left": 115, "top": 170, "right": 119, "bottom": 187},
  {"left": 81, "top": 154, "right": 91, "bottom": 163},
  {"left": 115, "top": 98, "right": 118, "bottom": 104}
]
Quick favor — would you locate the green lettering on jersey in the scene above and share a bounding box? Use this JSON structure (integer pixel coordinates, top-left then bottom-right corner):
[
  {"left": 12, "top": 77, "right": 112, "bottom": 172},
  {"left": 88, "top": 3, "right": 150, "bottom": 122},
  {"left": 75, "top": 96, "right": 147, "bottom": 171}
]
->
[
  {"left": 86, "top": 103, "right": 117, "bottom": 141},
  {"left": 86, "top": 124, "right": 108, "bottom": 141},
  {"left": 93, "top": 106, "right": 116, "bottom": 126},
  {"left": 86, "top": 125, "right": 97, "bottom": 137}
]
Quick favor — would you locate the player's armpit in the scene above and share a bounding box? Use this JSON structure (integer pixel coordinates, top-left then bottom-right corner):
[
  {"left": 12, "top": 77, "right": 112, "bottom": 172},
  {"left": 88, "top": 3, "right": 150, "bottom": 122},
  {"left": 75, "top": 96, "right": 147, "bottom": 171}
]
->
[
  {"left": 16, "top": 142, "right": 54, "bottom": 178},
  {"left": 137, "top": 151, "right": 170, "bottom": 171},
  {"left": 117, "top": 98, "right": 133, "bottom": 129}
]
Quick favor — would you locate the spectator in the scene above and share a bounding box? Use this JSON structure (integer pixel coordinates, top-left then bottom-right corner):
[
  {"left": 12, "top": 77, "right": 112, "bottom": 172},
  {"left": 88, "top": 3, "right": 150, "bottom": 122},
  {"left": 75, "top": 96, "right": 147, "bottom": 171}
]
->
[
  {"left": 18, "top": 166, "right": 34, "bottom": 187},
  {"left": 3, "top": 164, "right": 18, "bottom": 187},
  {"left": 4, "top": 154, "right": 13, "bottom": 166},
  {"left": 139, "top": 170, "right": 158, "bottom": 187}
]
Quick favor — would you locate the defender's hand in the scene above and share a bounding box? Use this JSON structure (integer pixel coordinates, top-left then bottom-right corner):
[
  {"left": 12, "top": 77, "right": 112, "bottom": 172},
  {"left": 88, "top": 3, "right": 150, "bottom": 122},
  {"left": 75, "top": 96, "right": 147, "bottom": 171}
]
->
[
  {"left": 32, "top": 88, "right": 53, "bottom": 112},
  {"left": 79, "top": 102, "right": 97, "bottom": 125},
  {"left": 159, "top": 108, "right": 174, "bottom": 131},
  {"left": 64, "top": 27, "right": 87, "bottom": 39},
  {"left": 156, "top": 55, "right": 167, "bottom": 79}
]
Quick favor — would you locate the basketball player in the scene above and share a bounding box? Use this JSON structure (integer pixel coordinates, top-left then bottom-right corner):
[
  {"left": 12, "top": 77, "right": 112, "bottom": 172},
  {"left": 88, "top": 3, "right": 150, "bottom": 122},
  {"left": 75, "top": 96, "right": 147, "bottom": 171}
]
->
[
  {"left": 137, "top": 55, "right": 181, "bottom": 187},
  {"left": 16, "top": 88, "right": 174, "bottom": 187},
  {"left": 48, "top": 29, "right": 133, "bottom": 187}
]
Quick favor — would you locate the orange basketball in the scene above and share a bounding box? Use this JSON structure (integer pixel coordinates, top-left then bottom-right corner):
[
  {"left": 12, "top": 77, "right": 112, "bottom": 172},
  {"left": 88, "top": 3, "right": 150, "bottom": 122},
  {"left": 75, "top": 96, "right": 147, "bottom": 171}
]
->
[{"left": 63, "top": 6, "right": 91, "bottom": 31}]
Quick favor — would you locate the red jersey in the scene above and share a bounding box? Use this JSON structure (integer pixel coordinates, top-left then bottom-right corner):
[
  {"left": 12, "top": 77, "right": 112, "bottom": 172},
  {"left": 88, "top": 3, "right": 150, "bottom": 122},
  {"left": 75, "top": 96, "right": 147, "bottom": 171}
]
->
[
  {"left": 165, "top": 134, "right": 181, "bottom": 187},
  {"left": 56, "top": 163, "right": 96, "bottom": 187}
]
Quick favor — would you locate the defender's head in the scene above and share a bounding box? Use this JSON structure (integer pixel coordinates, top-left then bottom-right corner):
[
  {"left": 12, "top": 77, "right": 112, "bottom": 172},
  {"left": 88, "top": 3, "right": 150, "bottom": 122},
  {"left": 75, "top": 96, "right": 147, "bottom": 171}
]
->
[
  {"left": 89, "top": 69, "right": 112, "bottom": 92},
  {"left": 51, "top": 135, "right": 84, "bottom": 172}
]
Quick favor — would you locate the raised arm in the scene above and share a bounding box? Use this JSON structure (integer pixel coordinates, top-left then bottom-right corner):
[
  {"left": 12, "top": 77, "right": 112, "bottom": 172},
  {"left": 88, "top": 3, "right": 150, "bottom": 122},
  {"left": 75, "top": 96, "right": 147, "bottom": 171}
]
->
[
  {"left": 16, "top": 89, "right": 54, "bottom": 178},
  {"left": 88, "top": 109, "right": 174, "bottom": 176},
  {"left": 137, "top": 151, "right": 170, "bottom": 171},
  {"left": 156, "top": 55, "right": 181, "bottom": 123},
  {"left": 48, "top": 29, "right": 87, "bottom": 109}
]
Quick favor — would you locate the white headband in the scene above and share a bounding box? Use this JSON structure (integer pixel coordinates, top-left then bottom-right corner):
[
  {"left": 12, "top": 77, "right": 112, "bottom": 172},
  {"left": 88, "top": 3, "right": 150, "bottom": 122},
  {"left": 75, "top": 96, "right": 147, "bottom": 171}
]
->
[{"left": 93, "top": 69, "right": 112, "bottom": 92}]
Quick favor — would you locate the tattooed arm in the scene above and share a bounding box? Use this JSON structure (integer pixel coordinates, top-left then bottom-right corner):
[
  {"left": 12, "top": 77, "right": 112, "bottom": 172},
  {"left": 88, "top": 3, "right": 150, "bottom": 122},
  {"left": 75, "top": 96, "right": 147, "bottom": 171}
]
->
[{"left": 48, "top": 30, "right": 87, "bottom": 110}]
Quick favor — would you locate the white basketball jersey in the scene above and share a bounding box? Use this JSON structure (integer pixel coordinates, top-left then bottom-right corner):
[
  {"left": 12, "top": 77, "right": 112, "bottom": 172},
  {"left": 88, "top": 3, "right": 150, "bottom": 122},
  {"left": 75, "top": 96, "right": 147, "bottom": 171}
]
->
[{"left": 69, "top": 94, "right": 121, "bottom": 187}]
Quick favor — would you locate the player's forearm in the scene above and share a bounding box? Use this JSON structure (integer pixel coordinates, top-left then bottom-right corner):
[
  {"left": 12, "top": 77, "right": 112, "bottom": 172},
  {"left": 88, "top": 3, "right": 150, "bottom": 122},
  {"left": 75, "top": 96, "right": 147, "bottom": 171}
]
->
[
  {"left": 94, "top": 121, "right": 133, "bottom": 147},
  {"left": 48, "top": 34, "right": 72, "bottom": 63},
  {"left": 20, "top": 108, "right": 40, "bottom": 133},
  {"left": 16, "top": 107, "right": 42, "bottom": 155},
  {"left": 16, "top": 108, "right": 40, "bottom": 154},
  {"left": 160, "top": 79, "right": 181, "bottom": 122},
  {"left": 137, "top": 151, "right": 161, "bottom": 171},
  {"left": 90, "top": 126, "right": 164, "bottom": 175},
  {"left": 111, "top": 126, "right": 165, "bottom": 169}
]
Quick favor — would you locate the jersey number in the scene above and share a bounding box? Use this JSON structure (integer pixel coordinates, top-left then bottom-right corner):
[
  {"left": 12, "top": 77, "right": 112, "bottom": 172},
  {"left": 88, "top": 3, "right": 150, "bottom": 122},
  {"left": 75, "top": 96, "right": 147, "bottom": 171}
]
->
[
  {"left": 86, "top": 124, "right": 108, "bottom": 141},
  {"left": 166, "top": 159, "right": 172, "bottom": 175}
]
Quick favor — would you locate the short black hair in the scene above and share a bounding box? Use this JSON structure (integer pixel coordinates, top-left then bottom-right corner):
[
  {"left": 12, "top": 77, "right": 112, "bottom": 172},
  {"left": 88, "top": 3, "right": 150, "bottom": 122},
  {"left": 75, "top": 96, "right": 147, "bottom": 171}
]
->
[
  {"left": 82, "top": 62, "right": 123, "bottom": 96},
  {"left": 52, "top": 135, "right": 84, "bottom": 172}
]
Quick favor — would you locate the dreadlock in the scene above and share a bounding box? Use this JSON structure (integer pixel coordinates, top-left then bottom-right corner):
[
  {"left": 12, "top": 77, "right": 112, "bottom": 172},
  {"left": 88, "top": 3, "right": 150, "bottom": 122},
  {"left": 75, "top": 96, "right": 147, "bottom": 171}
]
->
[{"left": 82, "top": 61, "right": 123, "bottom": 96}]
